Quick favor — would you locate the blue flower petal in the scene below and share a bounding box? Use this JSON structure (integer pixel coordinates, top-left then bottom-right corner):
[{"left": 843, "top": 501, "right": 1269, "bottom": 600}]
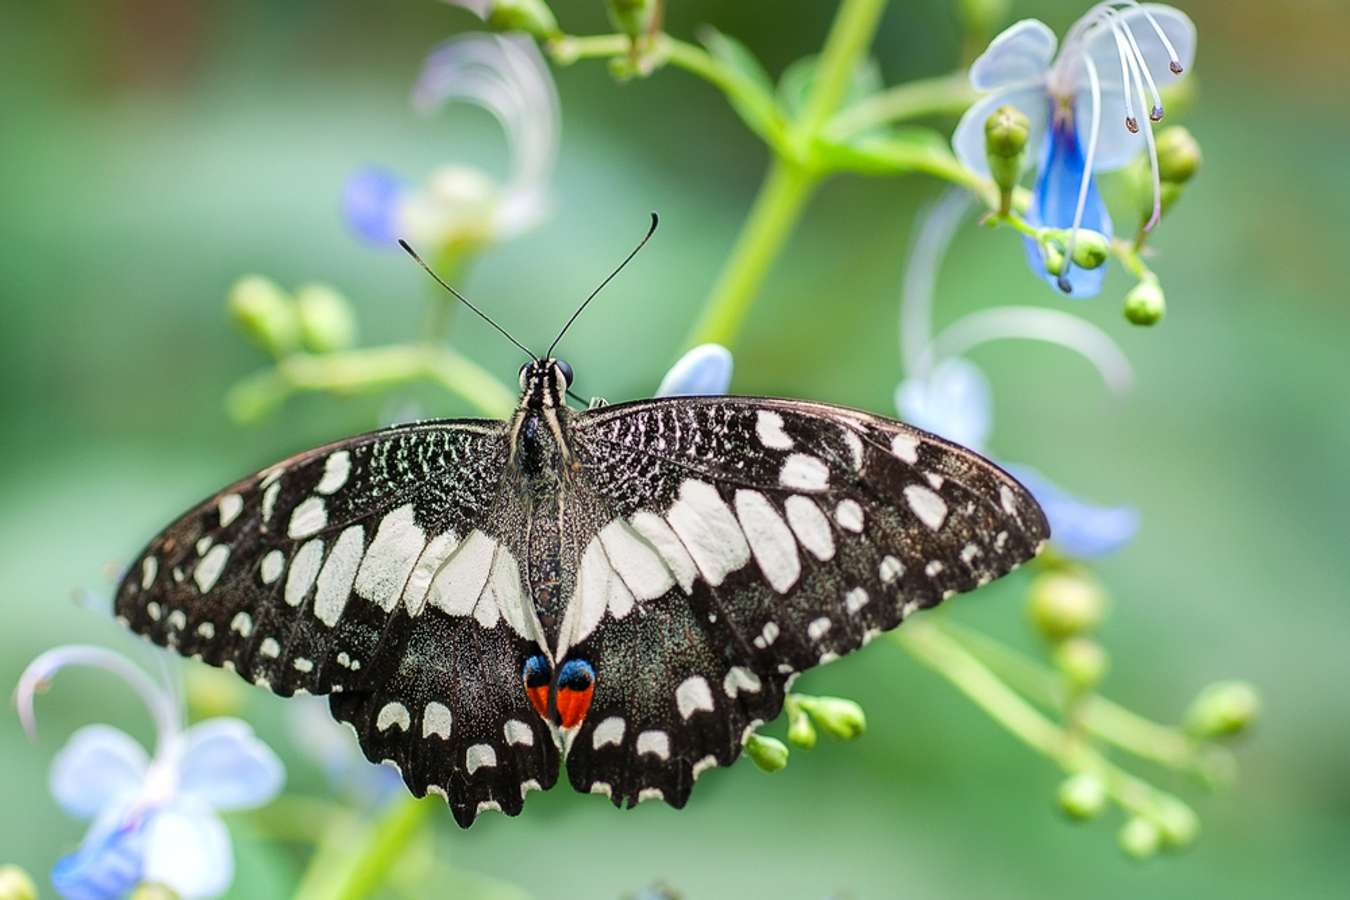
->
[
  {"left": 143, "top": 805, "right": 233, "bottom": 899},
  {"left": 50, "top": 725, "right": 149, "bottom": 821},
  {"left": 1006, "top": 464, "right": 1138, "bottom": 558},
  {"left": 176, "top": 719, "right": 284, "bottom": 813},
  {"left": 656, "top": 344, "right": 733, "bottom": 397},
  {"left": 52, "top": 817, "right": 147, "bottom": 900},
  {"left": 895, "top": 358, "right": 993, "bottom": 452},
  {"left": 343, "top": 166, "right": 404, "bottom": 246},
  {"left": 1024, "top": 114, "right": 1113, "bottom": 298}
]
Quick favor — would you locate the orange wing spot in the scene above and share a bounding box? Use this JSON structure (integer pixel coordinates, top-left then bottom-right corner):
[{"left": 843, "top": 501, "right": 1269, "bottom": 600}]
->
[
  {"left": 556, "top": 684, "right": 594, "bottom": 729},
  {"left": 526, "top": 684, "right": 550, "bottom": 721}
]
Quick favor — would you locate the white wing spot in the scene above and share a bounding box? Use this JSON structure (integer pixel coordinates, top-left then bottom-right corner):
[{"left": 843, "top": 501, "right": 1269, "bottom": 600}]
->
[
  {"left": 147, "top": 601, "right": 161, "bottom": 621},
  {"left": 666, "top": 480, "right": 750, "bottom": 587},
  {"left": 785, "top": 495, "right": 835, "bottom": 561},
  {"left": 259, "top": 637, "right": 281, "bottom": 658},
  {"left": 735, "top": 490, "right": 801, "bottom": 594},
  {"left": 845, "top": 587, "right": 869, "bottom": 613},
  {"left": 891, "top": 432, "right": 920, "bottom": 463},
  {"left": 995, "top": 530, "right": 1009, "bottom": 551},
  {"left": 293, "top": 657, "right": 314, "bottom": 673},
  {"left": 755, "top": 410, "right": 794, "bottom": 449},
  {"left": 925, "top": 560, "right": 945, "bottom": 577},
  {"left": 140, "top": 556, "right": 157, "bottom": 590},
  {"left": 693, "top": 755, "right": 719, "bottom": 779},
  {"left": 196, "top": 536, "right": 213, "bottom": 556},
  {"left": 428, "top": 530, "right": 495, "bottom": 618},
  {"left": 925, "top": 472, "right": 945, "bottom": 489},
  {"left": 834, "top": 499, "right": 864, "bottom": 532},
  {"left": 230, "top": 612, "right": 253, "bottom": 637},
  {"left": 637, "top": 730, "right": 671, "bottom": 760},
  {"left": 377, "top": 701, "right": 411, "bottom": 732},
  {"left": 590, "top": 782, "right": 613, "bottom": 798},
  {"left": 194, "top": 544, "right": 230, "bottom": 593},
  {"left": 403, "top": 532, "right": 457, "bottom": 618},
  {"left": 423, "top": 702, "right": 453, "bottom": 739},
  {"left": 904, "top": 484, "right": 948, "bottom": 531},
  {"left": 842, "top": 428, "right": 864, "bottom": 471},
  {"left": 676, "top": 675, "right": 715, "bottom": 719},
  {"left": 261, "top": 481, "right": 281, "bottom": 525},
  {"left": 196, "top": 622, "right": 215, "bottom": 639},
  {"left": 779, "top": 453, "right": 830, "bottom": 491},
  {"left": 879, "top": 555, "right": 903, "bottom": 584},
  {"left": 317, "top": 450, "right": 351, "bottom": 495},
  {"left": 598, "top": 519, "right": 676, "bottom": 601},
  {"left": 315, "top": 525, "right": 364, "bottom": 627},
  {"left": 1000, "top": 485, "right": 1019, "bottom": 516},
  {"left": 723, "top": 666, "right": 762, "bottom": 698},
  {"left": 808, "top": 617, "right": 831, "bottom": 640},
  {"left": 476, "top": 800, "right": 502, "bottom": 816},
  {"left": 504, "top": 719, "right": 534, "bottom": 747},
  {"left": 629, "top": 512, "right": 698, "bottom": 593},
  {"left": 218, "top": 493, "right": 244, "bottom": 527},
  {"left": 260, "top": 549, "right": 285, "bottom": 585},
  {"left": 592, "top": 716, "right": 626, "bottom": 749},
  {"left": 961, "top": 543, "right": 981, "bottom": 564},
  {"left": 288, "top": 497, "right": 327, "bottom": 539},
  {"left": 752, "top": 621, "right": 780, "bottom": 649},
  {"left": 466, "top": 744, "right": 497, "bottom": 774},
  {"left": 285, "top": 539, "right": 325, "bottom": 607},
  {"left": 637, "top": 788, "right": 664, "bottom": 804},
  {"left": 355, "top": 504, "right": 425, "bottom": 613},
  {"left": 167, "top": 610, "right": 187, "bottom": 631},
  {"left": 520, "top": 779, "right": 542, "bottom": 798}
]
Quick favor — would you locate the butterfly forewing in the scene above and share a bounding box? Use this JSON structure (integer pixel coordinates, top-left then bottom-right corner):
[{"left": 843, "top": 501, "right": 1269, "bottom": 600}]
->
[
  {"left": 113, "top": 420, "right": 561, "bottom": 827},
  {"left": 558, "top": 397, "right": 1048, "bottom": 806}
]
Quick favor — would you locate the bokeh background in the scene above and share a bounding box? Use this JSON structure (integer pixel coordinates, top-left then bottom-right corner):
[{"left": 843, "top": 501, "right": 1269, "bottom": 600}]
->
[{"left": 3, "top": 0, "right": 1348, "bottom": 897}]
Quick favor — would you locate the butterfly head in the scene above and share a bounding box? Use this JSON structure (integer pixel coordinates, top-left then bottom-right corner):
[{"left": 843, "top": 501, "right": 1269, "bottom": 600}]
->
[{"left": 518, "top": 358, "right": 574, "bottom": 409}]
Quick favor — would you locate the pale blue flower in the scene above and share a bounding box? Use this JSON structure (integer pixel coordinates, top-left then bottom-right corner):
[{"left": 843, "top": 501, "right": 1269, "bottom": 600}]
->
[
  {"left": 953, "top": 4, "right": 1196, "bottom": 295},
  {"left": 894, "top": 357, "right": 992, "bottom": 452},
  {"left": 656, "top": 344, "right": 733, "bottom": 396},
  {"left": 1004, "top": 465, "right": 1139, "bottom": 558},
  {"left": 343, "top": 34, "right": 559, "bottom": 250},
  {"left": 289, "top": 698, "right": 403, "bottom": 810},
  {"left": 17, "top": 647, "right": 284, "bottom": 900}
]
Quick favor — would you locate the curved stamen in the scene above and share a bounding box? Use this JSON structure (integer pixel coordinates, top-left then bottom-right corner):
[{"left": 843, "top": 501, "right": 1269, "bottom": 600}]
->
[
  {"left": 1114, "top": 25, "right": 1164, "bottom": 230},
  {"left": 1105, "top": 7, "right": 1166, "bottom": 120},
  {"left": 919, "top": 306, "right": 1135, "bottom": 395},
  {"left": 1090, "top": 7, "right": 1142, "bottom": 132},
  {"left": 1059, "top": 54, "right": 1104, "bottom": 293},
  {"left": 1117, "top": 0, "right": 1185, "bottom": 73},
  {"left": 900, "top": 190, "right": 971, "bottom": 377}
]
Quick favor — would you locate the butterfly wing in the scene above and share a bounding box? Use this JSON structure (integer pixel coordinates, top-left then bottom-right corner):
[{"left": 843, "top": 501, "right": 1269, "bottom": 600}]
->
[
  {"left": 558, "top": 396, "right": 1048, "bottom": 807},
  {"left": 113, "top": 420, "right": 560, "bottom": 827}
]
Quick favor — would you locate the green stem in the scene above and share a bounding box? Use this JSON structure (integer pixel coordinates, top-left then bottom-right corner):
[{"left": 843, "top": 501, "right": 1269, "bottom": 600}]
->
[
  {"left": 824, "top": 70, "right": 975, "bottom": 141},
  {"left": 299, "top": 797, "right": 437, "bottom": 900},
  {"left": 792, "top": 0, "right": 889, "bottom": 149},
  {"left": 894, "top": 620, "right": 1193, "bottom": 826},
  {"left": 682, "top": 160, "right": 818, "bottom": 348}
]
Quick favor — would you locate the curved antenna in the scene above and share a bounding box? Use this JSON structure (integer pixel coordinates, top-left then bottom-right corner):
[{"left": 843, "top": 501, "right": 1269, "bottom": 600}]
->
[
  {"left": 547, "top": 212, "right": 659, "bottom": 358},
  {"left": 398, "top": 239, "right": 536, "bottom": 359}
]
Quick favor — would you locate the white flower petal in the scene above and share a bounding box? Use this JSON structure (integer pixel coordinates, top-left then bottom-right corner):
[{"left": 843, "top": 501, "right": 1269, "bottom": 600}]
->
[
  {"left": 969, "top": 19, "right": 1058, "bottom": 90},
  {"left": 50, "top": 725, "right": 149, "bottom": 821},
  {"left": 143, "top": 806, "right": 233, "bottom": 899},
  {"left": 951, "top": 85, "right": 1050, "bottom": 178},
  {"left": 656, "top": 344, "right": 733, "bottom": 397},
  {"left": 176, "top": 719, "right": 284, "bottom": 812}
]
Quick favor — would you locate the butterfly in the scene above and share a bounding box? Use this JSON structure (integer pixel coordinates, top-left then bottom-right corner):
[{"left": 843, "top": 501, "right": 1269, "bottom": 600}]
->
[{"left": 114, "top": 218, "right": 1049, "bottom": 827}]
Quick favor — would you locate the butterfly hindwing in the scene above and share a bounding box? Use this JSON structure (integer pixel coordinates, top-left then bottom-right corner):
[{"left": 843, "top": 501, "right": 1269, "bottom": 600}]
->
[
  {"left": 558, "top": 396, "right": 1048, "bottom": 805},
  {"left": 113, "top": 419, "right": 561, "bottom": 827}
]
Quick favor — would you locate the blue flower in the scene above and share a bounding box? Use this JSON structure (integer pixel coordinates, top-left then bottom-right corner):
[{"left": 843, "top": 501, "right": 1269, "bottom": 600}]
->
[
  {"left": 953, "top": 5, "right": 1196, "bottom": 295},
  {"left": 289, "top": 697, "right": 403, "bottom": 810},
  {"left": 17, "top": 646, "right": 284, "bottom": 899},
  {"left": 1004, "top": 465, "right": 1139, "bottom": 558},
  {"left": 343, "top": 34, "right": 559, "bottom": 251},
  {"left": 656, "top": 344, "right": 734, "bottom": 396}
]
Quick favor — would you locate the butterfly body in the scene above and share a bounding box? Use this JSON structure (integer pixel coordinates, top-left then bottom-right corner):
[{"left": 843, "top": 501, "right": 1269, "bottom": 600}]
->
[{"left": 115, "top": 358, "right": 1048, "bottom": 826}]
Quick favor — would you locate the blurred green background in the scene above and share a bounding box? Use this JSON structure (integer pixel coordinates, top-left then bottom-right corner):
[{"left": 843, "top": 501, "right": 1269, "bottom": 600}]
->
[{"left": 3, "top": 0, "right": 1348, "bottom": 897}]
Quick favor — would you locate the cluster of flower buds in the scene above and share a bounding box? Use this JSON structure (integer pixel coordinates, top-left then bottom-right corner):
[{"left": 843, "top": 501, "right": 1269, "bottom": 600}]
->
[
  {"left": 1028, "top": 567, "right": 1110, "bottom": 693},
  {"left": 228, "top": 276, "right": 357, "bottom": 358},
  {"left": 744, "top": 693, "right": 868, "bottom": 773}
]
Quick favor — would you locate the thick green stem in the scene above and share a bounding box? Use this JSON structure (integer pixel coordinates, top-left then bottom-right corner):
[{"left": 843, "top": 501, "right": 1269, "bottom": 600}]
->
[
  {"left": 825, "top": 71, "right": 975, "bottom": 140},
  {"left": 793, "top": 0, "right": 889, "bottom": 148}
]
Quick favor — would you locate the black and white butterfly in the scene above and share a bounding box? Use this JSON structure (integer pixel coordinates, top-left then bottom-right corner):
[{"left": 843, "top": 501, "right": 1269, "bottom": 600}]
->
[{"left": 114, "top": 222, "right": 1049, "bottom": 827}]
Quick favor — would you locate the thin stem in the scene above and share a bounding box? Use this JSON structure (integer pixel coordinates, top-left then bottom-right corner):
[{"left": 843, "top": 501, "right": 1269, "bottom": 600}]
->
[
  {"left": 682, "top": 159, "right": 818, "bottom": 348},
  {"left": 825, "top": 71, "right": 976, "bottom": 140},
  {"left": 300, "top": 797, "right": 437, "bottom": 900},
  {"left": 793, "top": 0, "right": 889, "bottom": 149}
]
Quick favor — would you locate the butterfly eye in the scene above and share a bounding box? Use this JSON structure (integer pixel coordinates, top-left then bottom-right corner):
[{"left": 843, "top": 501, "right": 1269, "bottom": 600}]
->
[
  {"left": 518, "top": 362, "right": 531, "bottom": 390},
  {"left": 554, "top": 359, "right": 574, "bottom": 388}
]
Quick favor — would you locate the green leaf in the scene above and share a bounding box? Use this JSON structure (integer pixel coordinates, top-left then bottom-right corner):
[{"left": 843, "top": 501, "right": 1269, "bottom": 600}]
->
[
  {"left": 696, "top": 27, "right": 784, "bottom": 148},
  {"left": 777, "top": 53, "right": 883, "bottom": 126}
]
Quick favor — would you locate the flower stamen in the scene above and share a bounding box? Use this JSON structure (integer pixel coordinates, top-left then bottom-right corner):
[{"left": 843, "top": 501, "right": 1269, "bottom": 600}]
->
[{"left": 1060, "top": 54, "right": 1105, "bottom": 293}]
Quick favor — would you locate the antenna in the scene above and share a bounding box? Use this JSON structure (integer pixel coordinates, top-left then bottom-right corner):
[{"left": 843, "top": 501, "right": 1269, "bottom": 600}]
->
[
  {"left": 398, "top": 239, "right": 536, "bottom": 359},
  {"left": 546, "top": 212, "right": 659, "bottom": 358}
]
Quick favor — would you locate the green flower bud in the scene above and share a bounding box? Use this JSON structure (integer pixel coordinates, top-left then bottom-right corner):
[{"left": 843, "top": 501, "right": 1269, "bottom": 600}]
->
[
  {"left": 186, "top": 665, "right": 246, "bottom": 720},
  {"left": 1027, "top": 571, "right": 1107, "bottom": 641},
  {"left": 985, "top": 105, "right": 1029, "bottom": 200},
  {"left": 1155, "top": 126, "right": 1202, "bottom": 184},
  {"left": 607, "top": 0, "right": 657, "bottom": 39},
  {"left": 228, "top": 275, "right": 299, "bottom": 357},
  {"left": 745, "top": 733, "right": 789, "bottom": 772},
  {"left": 1069, "top": 229, "right": 1110, "bottom": 269},
  {"left": 1155, "top": 797, "right": 1200, "bottom": 849},
  {"left": 1057, "top": 772, "right": 1107, "bottom": 820},
  {"left": 957, "top": 0, "right": 1012, "bottom": 38},
  {"left": 797, "top": 695, "right": 866, "bottom": 741},
  {"left": 486, "top": 0, "right": 559, "bottom": 40},
  {"left": 1123, "top": 279, "right": 1166, "bottom": 326},
  {"left": 130, "top": 883, "right": 180, "bottom": 900},
  {"left": 1185, "top": 680, "right": 1260, "bottom": 739},
  {"left": 785, "top": 696, "right": 817, "bottom": 749},
  {"left": 1053, "top": 638, "right": 1109, "bottom": 693},
  {"left": 0, "top": 865, "right": 38, "bottom": 900},
  {"left": 295, "top": 283, "right": 357, "bottom": 354},
  {"left": 1118, "top": 816, "right": 1161, "bottom": 860},
  {"left": 1040, "top": 240, "right": 1066, "bottom": 277}
]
